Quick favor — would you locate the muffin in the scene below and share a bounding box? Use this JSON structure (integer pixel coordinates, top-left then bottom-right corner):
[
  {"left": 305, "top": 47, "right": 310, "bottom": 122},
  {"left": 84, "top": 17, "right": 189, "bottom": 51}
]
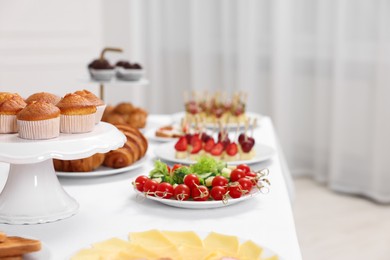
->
[
  {"left": 17, "top": 101, "right": 60, "bottom": 140},
  {"left": 0, "top": 92, "right": 18, "bottom": 103},
  {"left": 88, "top": 58, "right": 115, "bottom": 81},
  {"left": 56, "top": 93, "right": 97, "bottom": 134},
  {"left": 73, "top": 90, "right": 106, "bottom": 124},
  {"left": 0, "top": 95, "right": 26, "bottom": 133},
  {"left": 25, "top": 92, "right": 61, "bottom": 105}
]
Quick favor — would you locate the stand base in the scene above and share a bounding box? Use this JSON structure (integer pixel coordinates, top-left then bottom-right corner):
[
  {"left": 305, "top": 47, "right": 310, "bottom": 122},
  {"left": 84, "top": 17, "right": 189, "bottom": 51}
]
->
[{"left": 0, "top": 160, "right": 79, "bottom": 224}]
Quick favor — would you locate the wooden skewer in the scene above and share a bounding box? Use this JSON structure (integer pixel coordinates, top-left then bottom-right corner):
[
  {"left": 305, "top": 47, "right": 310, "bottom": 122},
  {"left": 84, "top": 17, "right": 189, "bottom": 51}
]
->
[{"left": 251, "top": 117, "right": 257, "bottom": 137}]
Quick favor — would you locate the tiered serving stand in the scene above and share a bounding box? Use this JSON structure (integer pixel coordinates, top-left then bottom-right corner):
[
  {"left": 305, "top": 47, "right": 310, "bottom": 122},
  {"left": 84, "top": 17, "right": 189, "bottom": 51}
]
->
[{"left": 0, "top": 122, "right": 125, "bottom": 224}]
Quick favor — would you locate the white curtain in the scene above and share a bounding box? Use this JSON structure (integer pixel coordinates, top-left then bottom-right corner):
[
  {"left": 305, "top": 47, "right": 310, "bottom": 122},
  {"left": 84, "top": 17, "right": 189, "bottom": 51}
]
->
[{"left": 127, "top": 0, "right": 390, "bottom": 202}]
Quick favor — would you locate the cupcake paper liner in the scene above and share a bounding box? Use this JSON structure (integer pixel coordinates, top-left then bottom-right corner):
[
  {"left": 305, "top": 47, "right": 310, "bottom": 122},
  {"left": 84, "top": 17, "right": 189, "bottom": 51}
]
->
[
  {"left": 95, "top": 104, "right": 106, "bottom": 124},
  {"left": 0, "top": 114, "right": 18, "bottom": 134},
  {"left": 17, "top": 117, "right": 60, "bottom": 140},
  {"left": 60, "top": 113, "right": 96, "bottom": 134}
]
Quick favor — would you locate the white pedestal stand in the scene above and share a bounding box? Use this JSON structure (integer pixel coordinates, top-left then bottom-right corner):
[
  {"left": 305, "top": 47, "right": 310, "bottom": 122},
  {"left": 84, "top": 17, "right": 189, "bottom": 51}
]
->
[{"left": 0, "top": 122, "right": 125, "bottom": 224}]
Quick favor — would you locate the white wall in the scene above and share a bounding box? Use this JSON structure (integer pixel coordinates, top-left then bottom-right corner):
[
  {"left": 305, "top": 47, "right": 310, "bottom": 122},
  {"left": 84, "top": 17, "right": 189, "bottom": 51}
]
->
[
  {"left": 0, "top": 0, "right": 103, "bottom": 100},
  {"left": 101, "top": 0, "right": 146, "bottom": 107}
]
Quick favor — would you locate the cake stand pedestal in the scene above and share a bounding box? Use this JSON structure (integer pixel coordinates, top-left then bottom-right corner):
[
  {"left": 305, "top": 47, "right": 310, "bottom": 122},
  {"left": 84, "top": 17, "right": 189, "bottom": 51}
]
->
[{"left": 0, "top": 122, "right": 125, "bottom": 224}]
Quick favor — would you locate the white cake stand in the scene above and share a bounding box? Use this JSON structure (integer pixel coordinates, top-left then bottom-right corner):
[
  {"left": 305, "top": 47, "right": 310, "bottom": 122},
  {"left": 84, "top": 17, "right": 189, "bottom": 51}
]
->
[{"left": 0, "top": 122, "right": 126, "bottom": 224}]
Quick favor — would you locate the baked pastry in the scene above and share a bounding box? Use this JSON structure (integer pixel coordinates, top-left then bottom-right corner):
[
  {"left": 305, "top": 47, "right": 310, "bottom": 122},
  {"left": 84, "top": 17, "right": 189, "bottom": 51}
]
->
[
  {"left": 54, "top": 124, "right": 147, "bottom": 172},
  {"left": 53, "top": 153, "right": 105, "bottom": 172},
  {"left": 102, "top": 102, "right": 148, "bottom": 129},
  {"left": 126, "top": 108, "right": 147, "bottom": 128},
  {"left": 0, "top": 95, "right": 26, "bottom": 133},
  {"left": 113, "top": 102, "right": 134, "bottom": 115},
  {"left": 0, "top": 235, "right": 41, "bottom": 258},
  {"left": 0, "top": 92, "right": 18, "bottom": 103},
  {"left": 115, "top": 124, "right": 148, "bottom": 156},
  {"left": 88, "top": 59, "right": 115, "bottom": 81},
  {"left": 25, "top": 92, "right": 61, "bottom": 105},
  {"left": 56, "top": 93, "right": 96, "bottom": 134},
  {"left": 155, "top": 125, "right": 184, "bottom": 138},
  {"left": 103, "top": 148, "right": 133, "bottom": 168},
  {"left": 103, "top": 124, "right": 148, "bottom": 168},
  {"left": 74, "top": 90, "right": 106, "bottom": 124},
  {"left": 17, "top": 101, "right": 60, "bottom": 140}
]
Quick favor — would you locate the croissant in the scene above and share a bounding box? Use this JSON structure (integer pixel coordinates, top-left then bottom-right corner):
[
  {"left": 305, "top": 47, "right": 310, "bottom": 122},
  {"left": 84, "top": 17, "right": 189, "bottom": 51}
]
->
[
  {"left": 127, "top": 108, "right": 147, "bottom": 128},
  {"left": 54, "top": 153, "right": 105, "bottom": 172},
  {"left": 103, "top": 148, "right": 134, "bottom": 168},
  {"left": 115, "top": 124, "right": 148, "bottom": 155}
]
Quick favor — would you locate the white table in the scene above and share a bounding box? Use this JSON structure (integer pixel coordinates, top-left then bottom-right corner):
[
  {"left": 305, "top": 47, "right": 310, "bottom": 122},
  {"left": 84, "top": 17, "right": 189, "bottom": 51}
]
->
[{"left": 0, "top": 115, "right": 302, "bottom": 260}]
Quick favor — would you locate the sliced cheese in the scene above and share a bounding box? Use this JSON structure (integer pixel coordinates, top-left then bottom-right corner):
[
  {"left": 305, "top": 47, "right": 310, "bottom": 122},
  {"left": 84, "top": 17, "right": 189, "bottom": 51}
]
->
[
  {"left": 177, "top": 244, "right": 211, "bottom": 260},
  {"left": 203, "top": 250, "right": 239, "bottom": 260},
  {"left": 128, "top": 229, "right": 175, "bottom": 248},
  {"left": 150, "top": 244, "right": 183, "bottom": 260},
  {"left": 203, "top": 232, "right": 240, "bottom": 256},
  {"left": 70, "top": 248, "right": 120, "bottom": 260},
  {"left": 238, "top": 240, "right": 263, "bottom": 260},
  {"left": 71, "top": 248, "right": 102, "bottom": 260},
  {"left": 162, "top": 231, "right": 204, "bottom": 247},
  {"left": 262, "top": 256, "right": 279, "bottom": 260},
  {"left": 92, "top": 238, "right": 131, "bottom": 252}
]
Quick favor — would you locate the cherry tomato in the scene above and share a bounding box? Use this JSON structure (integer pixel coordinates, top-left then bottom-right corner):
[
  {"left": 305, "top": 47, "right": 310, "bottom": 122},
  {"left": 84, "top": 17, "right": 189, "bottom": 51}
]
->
[
  {"left": 184, "top": 174, "right": 200, "bottom": 189},
  {"left": 245, "top": 171, "right": 257, "bottom": 178},
  {"left": 210, "top": 186, "right": 227, "bottom": 201},
  {"left": 174, "top": 184, "right": 191, "bottom": 201},
  {"left": 155, "top": 182, "right": 174, "bottom": 199},
  {"left": 134, "top": 175, "right": 149, "bottom": 192},
  {"left": 212, "top": 176, "right": 228, "bottom": 187},
  {"left": 192, "top": 185, "right": 210, "bottom": 201},
  {"left": 238, "top": 177, "right": 253, "bottom": 195},
  {"left": 237, "top": 164, "right": 251, "bottom": 174},
  {"left": 172, "top": 164, "right": 184, "bottom": 172},
  {"left": 143, "top": 179, "right": 159, "bottom": 195},
  {"left": 230, "top": 169, "right": 246, "bottom": 182},
  {"left": 228, "top": 183, "right": 243, "bottom": 199}
]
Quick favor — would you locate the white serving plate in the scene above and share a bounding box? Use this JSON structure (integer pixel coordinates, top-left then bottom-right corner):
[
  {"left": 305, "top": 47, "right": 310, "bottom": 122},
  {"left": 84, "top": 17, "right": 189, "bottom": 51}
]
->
[
  {"left": 56, "top": 156, "right": 147, "bottom": 177},
  {"left": 134, "top": 187, "right": 261, "bottom": 209},
  {"left": 154, "top": 142, "right": 275, "bottom": 166}
]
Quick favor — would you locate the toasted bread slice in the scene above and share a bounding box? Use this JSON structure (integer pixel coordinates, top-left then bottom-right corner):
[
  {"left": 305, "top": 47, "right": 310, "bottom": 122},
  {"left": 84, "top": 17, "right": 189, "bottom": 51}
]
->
[
  {"left": 0, "top": 236, "right": 41, "bottom": 257},
  {"left": 0, "top": 256, "right": 22, "bottom": 260},
  {"left": 0, "top": 232, "right": 6, "bottom": 243}
]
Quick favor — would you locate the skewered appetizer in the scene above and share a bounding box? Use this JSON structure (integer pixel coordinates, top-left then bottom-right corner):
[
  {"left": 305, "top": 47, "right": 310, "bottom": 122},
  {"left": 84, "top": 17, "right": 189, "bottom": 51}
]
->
[
  {"left": 173, "top": 119, "right": 257, "bottom": 161},
  {"left": 184, "top": 91, "right": 247, "bottom": 124}
]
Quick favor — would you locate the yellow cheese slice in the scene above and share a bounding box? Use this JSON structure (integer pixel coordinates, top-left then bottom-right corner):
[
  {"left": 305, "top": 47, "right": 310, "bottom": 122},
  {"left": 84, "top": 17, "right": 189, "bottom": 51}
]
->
[
  {"left": 71, "top": 248, "right": 103, "bottom": 260},
  {"left": 92, "top": 238, "right": 131, "bottom": 252},
  {"left": 70, "top": 248, "right": 123, "bottom": 260},
  {"left": 203, "top": 250, "right": 239, "bottom": 260},
  {"left": 238, "top": 240, "right": 263, "bottom": 259},
  {"left": 162, "top": 231, "right": 204, "bottom": 247},
  {"left": 128, "top": 229, "right": 175, "bottom": 248},
  {"left": 262, "top": 256, "right": 279, "bottom": 260},
  {"left": 177, "top": 244, "right": 211, "bottom": 260},
  {"left": 150, "top": 244, "right": 183, "bottom": 260},
  {"left": 203, "top": 232, "right": 240, "bottom": 256}
]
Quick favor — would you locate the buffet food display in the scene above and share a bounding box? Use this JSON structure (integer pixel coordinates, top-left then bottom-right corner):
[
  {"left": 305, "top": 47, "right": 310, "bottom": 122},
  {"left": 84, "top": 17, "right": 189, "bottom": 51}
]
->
[
  {"left": 0, "top": 87, "right": 288, "bottom": 258},
  {"left": 71, "top": 230, "right": 279, "bottom": 260}
]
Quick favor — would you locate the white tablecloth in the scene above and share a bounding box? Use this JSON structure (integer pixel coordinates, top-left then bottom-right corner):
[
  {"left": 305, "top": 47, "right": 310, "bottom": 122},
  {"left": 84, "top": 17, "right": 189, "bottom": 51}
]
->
[{"left": 0, "top": 115, "right": 302, "bottom": 260}]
